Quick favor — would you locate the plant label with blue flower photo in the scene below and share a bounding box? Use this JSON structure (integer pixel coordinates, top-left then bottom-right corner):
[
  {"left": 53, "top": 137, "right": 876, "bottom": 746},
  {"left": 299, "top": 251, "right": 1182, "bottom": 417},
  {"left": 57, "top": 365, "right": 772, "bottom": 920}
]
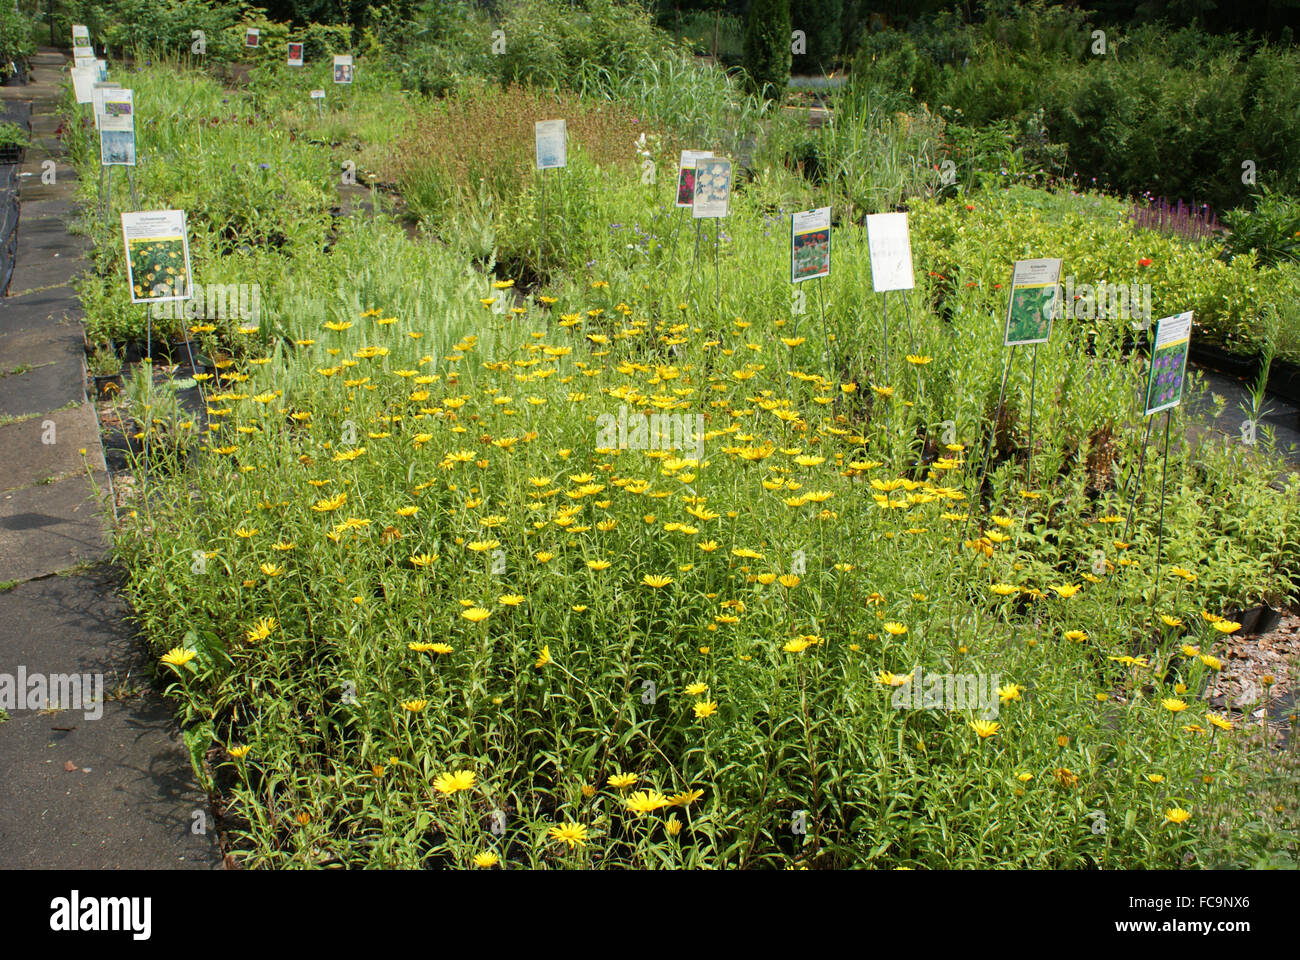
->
[
  {"left": 692, "top": 158, "right": 731, "bottom": 218},
  {"left": 535, "top": 119, "right": 567, "bottom": 170}
]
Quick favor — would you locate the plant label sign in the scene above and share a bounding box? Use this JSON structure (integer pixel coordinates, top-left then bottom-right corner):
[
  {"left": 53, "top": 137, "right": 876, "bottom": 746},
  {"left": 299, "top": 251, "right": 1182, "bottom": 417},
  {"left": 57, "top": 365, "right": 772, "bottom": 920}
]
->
[
  {"left": 333, "top": 55, "right": 353, "bottom": 84},
  {"left": 1003, "top": 257, "right": 1063, "bottom": 346},
  {"left": 99, "top": 89, "right": 135, "bottom": 167},
  {"left": 1144, "top": 311, "right": 1192, "bottom": 416},
  {"left": 692, "top": 158, "right": 732, "bottom": 218},
  {"left": 674, "top": 150, "right": 712, "bottom": 208},
  {"left": 246, "top": 28, "right": 260, "bottom": 48},
  {"left": 71, "top": 64, "right": 97, "bottom": 105},
  {"left": 72, "top": 25, "right": 93, "bottom": 64},
  {"left": 791, "top": 206, "right": 831, "bottom": 283},
  {"left": 73, "top": 27, "right": 95, "bottom": 68},
  {"left": 122, "top": 210, "right": 193, "bottom": 304},
  {"left": 310, "top": 89, "right": 325, "bottom": 101},
  {"left": 90, "top": 80, "right": 120, "bottom": 130},
  {"left": 288, "top": 42, "right": 303, "bottom": 66},
  {"left": 535, "top": 119, "right": 566, "bottom": 170},
  {"left": 866, "top": 212, "right": 915, "bottom": 292},
  {"left": 95, "top": 59, "right": 108, "bottom": 83}
]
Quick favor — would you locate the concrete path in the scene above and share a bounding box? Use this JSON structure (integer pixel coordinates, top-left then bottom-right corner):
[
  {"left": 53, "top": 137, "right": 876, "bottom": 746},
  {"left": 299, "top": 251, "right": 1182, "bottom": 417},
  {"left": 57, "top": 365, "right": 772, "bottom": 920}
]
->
[{"left": 0, "top": 48, "right": 220, "bottom": 869}]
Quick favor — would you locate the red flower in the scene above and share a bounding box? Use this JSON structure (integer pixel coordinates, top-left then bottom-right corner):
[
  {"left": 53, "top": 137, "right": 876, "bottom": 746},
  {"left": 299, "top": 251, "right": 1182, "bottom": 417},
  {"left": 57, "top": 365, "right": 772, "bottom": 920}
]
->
[
  {"left": 965, "top": 204, "right": 975, "bottom": 211},
  {"left": 1138, "top": 258, "right": 1153, "bottom": 267}
]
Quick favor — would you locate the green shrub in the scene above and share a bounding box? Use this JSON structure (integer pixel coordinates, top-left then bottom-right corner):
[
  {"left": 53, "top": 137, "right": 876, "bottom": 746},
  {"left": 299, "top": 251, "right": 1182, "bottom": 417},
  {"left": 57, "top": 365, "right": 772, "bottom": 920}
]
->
[
  {"left": 1223, "top": 188, "right": 1300, "bottom": 267},
  {"left": 496, "top": 0, "right": 673, "bottom": 95},
  {"left": 790, "top": 0, "right": 841, "bottom": 73},
  {"left": 0, "top": 5, "right": 34, "bottom": 67},
  {"left": 742, "top": 0, "right": 791, "bottom": 103},
  {"left": 852, "top": 30, "right": 932, "bottom": 98}
]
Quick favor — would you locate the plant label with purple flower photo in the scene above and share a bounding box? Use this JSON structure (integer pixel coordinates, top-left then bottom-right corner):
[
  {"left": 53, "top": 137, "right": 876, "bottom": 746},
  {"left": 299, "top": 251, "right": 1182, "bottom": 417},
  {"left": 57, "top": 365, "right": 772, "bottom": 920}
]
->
[
  {"left": 122, "top": 210, "right": 193, "bottom": 304},
  {"left": 98, "top": 88, "right": 135, "bottom": 167},
  {"left": 791, "top": 207, "right": 831, "bottom": 283},
  {"left": 90, "top": 80, "right": 120, "bottom": 130},
  {"left": 866, "top": 212, "right": 915, "bottom": 292},
  {"left": 288, "top": 42, "right": 303, "bottom": 67},
  {"left": 675, "top": 150, "right": 711, "bottom": 208},
  {"left": 72, "top": 26, "right": 94, "bottom": 67},
  {"left": 333, "top": 55, "right": 353, "bottom": 84},
  {"left": 692, "top": 158, "right": 731, "bottom": 218},
  {"left": 1144, "top": 312, "right": 1193, "bottom": 416},
  {"left": 535, "top": 119, "right": 567, "bottom": 170},
  {"left": 1003, "top": 257, "right": 1063, "bottom": 346}
]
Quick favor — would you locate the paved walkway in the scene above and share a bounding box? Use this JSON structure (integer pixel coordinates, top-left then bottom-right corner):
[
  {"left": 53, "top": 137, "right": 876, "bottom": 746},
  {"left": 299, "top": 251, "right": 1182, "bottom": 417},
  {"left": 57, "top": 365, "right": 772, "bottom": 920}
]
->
[{"left": 0, "top": 49, "right": 220, "bottom": 869}]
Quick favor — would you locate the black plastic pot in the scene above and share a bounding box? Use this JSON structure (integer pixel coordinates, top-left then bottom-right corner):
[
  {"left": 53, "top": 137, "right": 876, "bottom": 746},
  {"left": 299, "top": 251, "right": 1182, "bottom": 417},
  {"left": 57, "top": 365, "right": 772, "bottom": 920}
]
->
[
  {"left": 1224, "top": 603, "right": 1283, "bottom": 636},
  {"left": 93, "top": 373, "right": 123, "bottom": 399},
  {"left": 1189, "top": 341, "right": 1300, "bottom": 407}
]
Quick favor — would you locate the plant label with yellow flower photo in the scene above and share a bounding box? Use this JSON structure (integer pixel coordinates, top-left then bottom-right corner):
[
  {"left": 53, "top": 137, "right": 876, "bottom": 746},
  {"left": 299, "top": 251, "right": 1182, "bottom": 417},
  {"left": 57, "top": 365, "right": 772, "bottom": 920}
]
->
[
  {"left": 692, "top": 158, "right": 731, "bottom": 218},
  {"left": 535, "top": 119, "right": 567, "bottom": 170},
  {"left": 791, "top": 206, "right": 831, "bottom": 283},
  {"left": 1144, "top": 311, "right": 1193, "bottom": 416},
  {"left": 866, "top": 212, "right": 915, "bottom": 292},
  {"left": 121, "top": 210, "right": 193, "bottom": 304},
  {"left": 1003, "top": 257, "right": 1063, "bottom": 346}
]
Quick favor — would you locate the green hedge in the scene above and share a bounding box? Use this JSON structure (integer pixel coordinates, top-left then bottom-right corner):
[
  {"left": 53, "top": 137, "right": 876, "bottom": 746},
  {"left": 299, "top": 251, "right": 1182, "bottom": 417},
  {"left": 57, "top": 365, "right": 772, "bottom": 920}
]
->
[{"left": 909, "top": 187, "right": 1300, "bottom": 365}]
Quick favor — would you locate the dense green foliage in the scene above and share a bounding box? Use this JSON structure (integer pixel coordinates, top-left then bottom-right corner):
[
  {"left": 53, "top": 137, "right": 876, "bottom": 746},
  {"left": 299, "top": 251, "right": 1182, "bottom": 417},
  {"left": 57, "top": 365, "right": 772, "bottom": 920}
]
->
[
  {"left": 742, "top": 0, "right": 791, "bottom": 101},
  {"left": 50, "top": 0, "right": 1300, "bottom": 871}
]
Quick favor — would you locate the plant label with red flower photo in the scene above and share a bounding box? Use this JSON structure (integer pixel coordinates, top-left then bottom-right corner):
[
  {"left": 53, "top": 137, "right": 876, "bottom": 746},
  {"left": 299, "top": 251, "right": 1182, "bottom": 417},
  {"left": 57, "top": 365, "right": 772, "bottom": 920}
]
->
[
  {"left": 791, "top": 207, "right": 831, "bottom": 283},
  {"left": 675, "top": 150, "right": 712, "bottom": 208}
]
